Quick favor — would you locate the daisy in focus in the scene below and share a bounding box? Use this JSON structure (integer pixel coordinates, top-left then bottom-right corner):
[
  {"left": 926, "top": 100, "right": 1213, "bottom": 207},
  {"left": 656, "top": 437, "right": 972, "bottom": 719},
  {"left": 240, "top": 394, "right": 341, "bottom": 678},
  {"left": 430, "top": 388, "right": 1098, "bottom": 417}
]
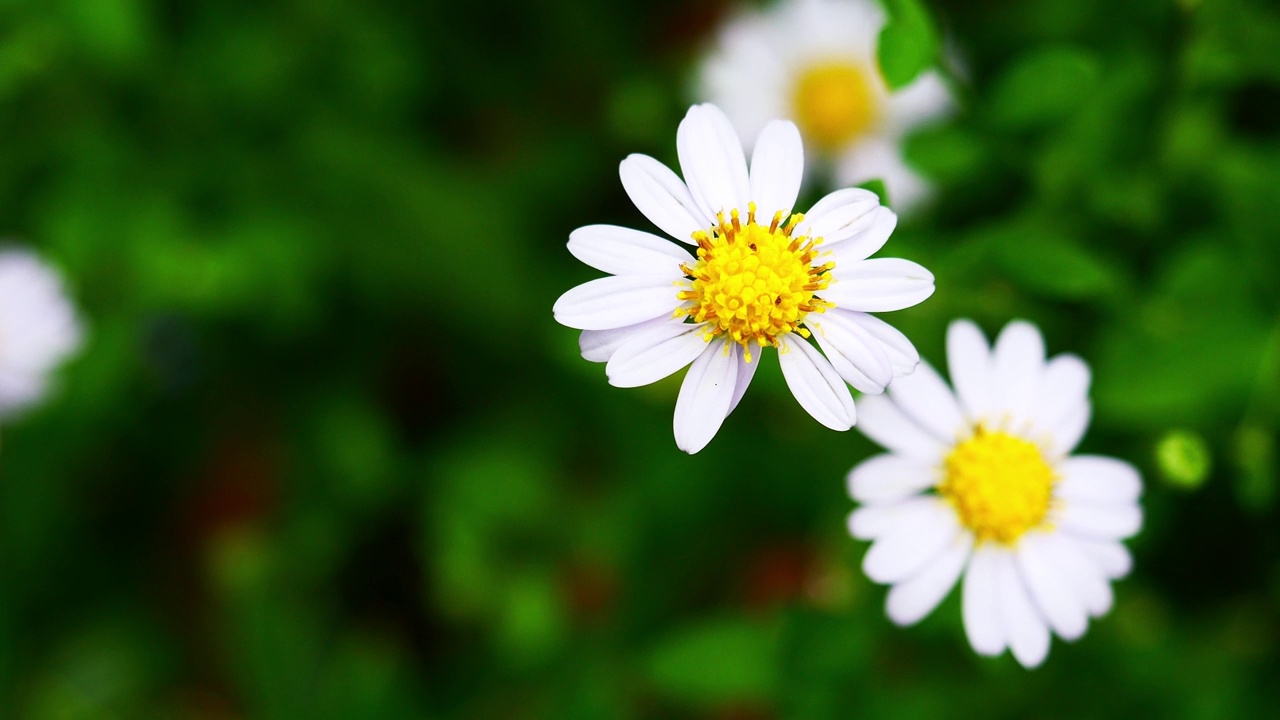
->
[
  {"left": 0, "top": 247, "right": 84, "bottom": 420},
  {"left": 697, "top": 0, "right": 953, "bottom": 213},
  {"left": 553, "top": 103, "right": 935, "bottom": 454},
  {"left": 847, "top": 319, "right": 1142, "bottom": 668}
]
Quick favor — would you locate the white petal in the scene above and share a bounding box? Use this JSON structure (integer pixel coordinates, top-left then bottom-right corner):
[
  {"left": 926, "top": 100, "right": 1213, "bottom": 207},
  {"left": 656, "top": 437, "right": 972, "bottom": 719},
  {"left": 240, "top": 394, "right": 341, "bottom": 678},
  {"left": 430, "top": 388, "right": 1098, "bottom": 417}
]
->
[
  {"left": 1016, "top": 533, "right": 1089, "bottom": 642},
  {"left": 793, "top": 0, "right": 884, "bottom": 55},
  {"left": 1028, "top": 354, "right": 1091, "bottom": 437},
  {"left": 1045, "top": 402, "right": 1091, "bottom": 459},
  {"left": 727, "top": 340, "right": 761, "bottom": 415},
  {"left": 847, "top": 496, "right": 936, "bottom": 540},
  {"left": 834, "top": 137, "right": 932, "bottom": 216},
  {"left": 854, "top": 394, "right": 947, "bottom": 463},
  {"left": 579, "top": 316, "right": 676, "bottom": 363},
  {"left": 962, "top": 545, "right": 1005, "bottom": 656},
  {"left": 695, "top": 12, "right": 786, "bottom": 151},
  {"left": 1056, "top": 500, "right": 1143, "bottom": 540},
  {"left": 606, "top": 321, "right": 711, "bottom": 388},
  {"left": 887, "top": 360, "right": 968, "bottom": 443},
  {"left": 567, "top": 224, "right": 693, "bottom": 276},
  {"left": 863, "top": 497, "right": 960, "bottom": 584},
  {"left": 619, "top": 154, "right": 707, "bottom": 244},
  {"left": 794, "top": 188, "right": 882, "bottom": 244},
  {"left": 886, "top": 70, "right": 954, "bottom": 129},
  {"left": 1072, "top": 538, "right": 1133, "bottom": 580},
  {"left": 806, "top": 313, "right": 893, "bottom": 394},
  {"left": 748, "top": 120, "right": 803, "bottom": 217},
  {"left": 824, "top": 206, "right": 898, "bottom": 263},
  {"left": 776, "top": 333, "right": 856, "bottom": 431},
  {"left": 0, "top": 371, "right": 49, "bottom": 415},
  {"left": 997, "top": 550, "right": 1052, "bottom": 668},
  {"left": 846, "top": 453, "right": 938, "bottom": 503},
  {"left": 821, "top": 258, "right": 935, "bottom": 313},
  {"left": 0, "top": 250, "right": 84, "bottom": 412},
  {"left": 840, "top": 311, "right": 920, "bottom": 376},
  {"left": 992, "top": 320, "right": 1045, "bottom": 429},
  {"left": 677, "top": 104, "right": 750, "bottom": 222},
  {"left": 553, "top": 275, "right": 680, "bottom": 330},
  {"left": 946, "top": 319, "right": 994, "bottom": 423},
  {"left": 1056, "top": 456, "right": 1143, "bottom": 505},
  {"left": 886, "top": 533, "right": 972, "bottom": 626},
  {"left": 1044, "top": 534, "right": 1114, "bottom": 617},
  {"left": 672, "top": 339, "right": 740, "bottom": 454}
]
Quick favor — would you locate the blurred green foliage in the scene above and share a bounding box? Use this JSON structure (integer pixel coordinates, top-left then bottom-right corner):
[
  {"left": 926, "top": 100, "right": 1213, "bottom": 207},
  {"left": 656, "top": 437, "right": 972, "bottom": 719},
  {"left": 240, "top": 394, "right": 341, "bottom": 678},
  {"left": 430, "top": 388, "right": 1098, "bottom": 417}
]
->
[
  {"left": 877, "top": 0, "right": 940, "bottom": 89},
  {"left": 1, "top": 0, "right": 1279, "bottom": 717}
]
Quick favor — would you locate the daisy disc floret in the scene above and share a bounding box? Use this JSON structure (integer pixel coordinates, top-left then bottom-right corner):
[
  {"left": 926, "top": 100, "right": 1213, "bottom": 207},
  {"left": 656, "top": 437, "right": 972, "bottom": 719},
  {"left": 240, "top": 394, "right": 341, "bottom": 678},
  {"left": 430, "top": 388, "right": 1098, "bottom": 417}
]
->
[
  {"left": 553, "top": 103, "right": 935, "bottom": 454},
  {"left": 697, "top": 0, "right": 954, "bottom": 213},
  {"left": 0, "top": 247, "right": 84, "bottom": 419},
  {"left": 941, "top": 427, "right": 1055, "bottom": 544},
  {"left": 846, "top": 320, "right": 1143, "bottom": 668},
  {"left": 679, "top": 204, "right": 832, "bottom": 354}
]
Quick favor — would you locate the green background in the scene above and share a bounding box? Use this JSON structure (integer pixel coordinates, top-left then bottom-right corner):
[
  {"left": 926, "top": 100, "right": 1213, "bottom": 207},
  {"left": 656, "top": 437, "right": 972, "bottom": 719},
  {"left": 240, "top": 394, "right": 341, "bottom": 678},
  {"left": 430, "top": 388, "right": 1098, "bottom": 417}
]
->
[{"left": 2, "top": 0, "right": 1278, "bottom": 716}]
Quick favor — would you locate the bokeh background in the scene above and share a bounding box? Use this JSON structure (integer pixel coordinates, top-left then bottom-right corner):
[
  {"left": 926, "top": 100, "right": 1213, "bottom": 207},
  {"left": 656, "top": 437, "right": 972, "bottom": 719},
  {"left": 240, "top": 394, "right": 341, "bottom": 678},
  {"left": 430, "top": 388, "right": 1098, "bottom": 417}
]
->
[{"left": 2, "top": 0, "right": 1279, "bottom": 716}]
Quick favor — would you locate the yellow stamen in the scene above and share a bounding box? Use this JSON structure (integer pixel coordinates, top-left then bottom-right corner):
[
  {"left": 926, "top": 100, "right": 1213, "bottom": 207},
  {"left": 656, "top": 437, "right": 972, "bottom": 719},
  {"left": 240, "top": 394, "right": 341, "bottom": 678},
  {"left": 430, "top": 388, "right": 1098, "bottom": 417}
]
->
[
  {"left": 937, "top": 426, "right": 1056, "bottom": 545},
  {"left": 791, "top": 62, "right": 880, "bottom": 150},
  {"left": 677, "top": 210, "right": 832, "bottom": 357}
]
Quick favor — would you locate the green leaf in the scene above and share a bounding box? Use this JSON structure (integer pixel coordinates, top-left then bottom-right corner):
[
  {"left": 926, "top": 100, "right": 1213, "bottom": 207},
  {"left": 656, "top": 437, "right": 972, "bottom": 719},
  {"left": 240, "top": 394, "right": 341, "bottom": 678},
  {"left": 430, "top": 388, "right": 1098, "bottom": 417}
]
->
[
  {"left": 1093, "top": 244, "right": 1273, "bottom": 427},
  {"left": 987, "top": 220, "right": 1121, "bottom": 299},
  {"left": 988, "top": 46, "right": 1100, "bottom": 128},
  {"left": 1233, "top": 424, "right": 1275, "bottom": 512},
  {"left": 856, "top": 177, "right": 889, "bottom": 206},
  {"left": 496, "top": 569, "right": 568, "bottom": 667},
  {"left": 903, "top": 125, "right": 988, "bottom": 183},
  {"left": 645, "top": 617, "right": 777, "bottom": 705},
  {"left": 877, "top": 0, "right": 940, "bottom": 90}
]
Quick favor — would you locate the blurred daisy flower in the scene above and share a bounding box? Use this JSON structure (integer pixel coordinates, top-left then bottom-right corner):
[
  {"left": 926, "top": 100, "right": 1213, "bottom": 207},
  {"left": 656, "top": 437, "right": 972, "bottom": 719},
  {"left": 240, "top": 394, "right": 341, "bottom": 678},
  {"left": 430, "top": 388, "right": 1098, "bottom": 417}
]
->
[
  {"left": 697, "top": 0, "right": 953, "bottom": 213},
  {"left": 847, "top": 320, "right": 1142, "bottom": 668},
  {"left": 0, "top": 247, "right": 84, "bottom": 419},
  {"left": 553, "top": 104, "right": 934, "bottom": 454}
]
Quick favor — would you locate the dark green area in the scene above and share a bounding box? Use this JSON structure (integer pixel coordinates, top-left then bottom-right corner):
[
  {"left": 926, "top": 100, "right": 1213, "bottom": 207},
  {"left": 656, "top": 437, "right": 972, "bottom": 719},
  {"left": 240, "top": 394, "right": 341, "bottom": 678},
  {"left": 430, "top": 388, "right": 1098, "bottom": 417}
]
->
[{"left": 1, "top": 0, "right": 1278, "bottom": 717}]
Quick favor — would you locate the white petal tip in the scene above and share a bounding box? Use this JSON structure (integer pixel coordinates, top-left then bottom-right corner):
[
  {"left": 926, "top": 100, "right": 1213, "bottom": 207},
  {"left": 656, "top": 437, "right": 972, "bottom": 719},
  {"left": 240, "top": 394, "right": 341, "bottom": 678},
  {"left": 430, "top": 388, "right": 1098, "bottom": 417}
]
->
[{"left": 1013, "top": 651, "right": 1048, "bottom": 670}]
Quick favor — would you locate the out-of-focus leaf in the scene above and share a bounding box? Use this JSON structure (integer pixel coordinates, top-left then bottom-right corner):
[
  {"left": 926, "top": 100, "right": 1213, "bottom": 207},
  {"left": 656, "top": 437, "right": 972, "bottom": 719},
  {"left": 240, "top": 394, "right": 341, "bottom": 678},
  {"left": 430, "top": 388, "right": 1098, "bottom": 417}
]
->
[
  {"left": 308, "top": 393, "right": 398, "bottom": 510},
  {"left": 427, "top": 433, "right": 554, "bottom": 620},
  {"left": 988, "top": 46, "right": 1100, "bottom": 128},
  {"left": 59, "top": 0, "right": 151, "bottom": 67},
  {"left": 496, "top": 569, "right": 568, "bottom": 666},
  {"left": 1094, "top": 244, "right": 1272, "bottom": 427},
  {"left": 877, "top": 0, "right": 940, "bottom": 90},
  {"left": 1233, "top": 424, "right": 1276, "bottom": 512},
  {"left": 22, "top": 619, "right": 167, "bottom": 720},
  {"left": 645, "top": 617, "right": 777, "bottom": 705},
  {"left": 607, "top": 75, "right": 672, "bottom": 145},
  {"left": 314, "top": 635, "right": 425, "bottom": 720},
  {"left": 985, "top": 216, "right": 1121, "bottom": 299},
  {"left": 903, "top": 125, "right": 988, "bottom": 184}
]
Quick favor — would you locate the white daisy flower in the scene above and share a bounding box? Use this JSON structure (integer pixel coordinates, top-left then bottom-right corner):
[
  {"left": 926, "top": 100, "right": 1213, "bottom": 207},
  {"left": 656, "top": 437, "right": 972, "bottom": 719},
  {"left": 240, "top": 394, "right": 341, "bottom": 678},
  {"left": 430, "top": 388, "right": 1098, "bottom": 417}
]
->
[
  {"left": 697, "top": 0, "right": 953, "bottom": 214},
  {"left": 847, "top": 319, "right": 1142, "bottom": 668},
  {"left": 0, "top": 247, "right": 85, "bottom": 419},
  {"left": 553, "top": 103, "right": 935, "bottom": 454}
]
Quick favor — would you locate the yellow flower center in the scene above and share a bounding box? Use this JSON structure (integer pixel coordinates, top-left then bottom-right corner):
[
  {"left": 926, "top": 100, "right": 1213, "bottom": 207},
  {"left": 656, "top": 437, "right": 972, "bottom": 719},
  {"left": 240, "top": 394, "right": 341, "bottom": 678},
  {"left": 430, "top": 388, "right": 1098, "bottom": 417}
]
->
[
  {"left": 676, "top": 203, "right": 832, "bottom": 358},
  {"left": 937, "top": 427, "right": 1056, "bottom": 545},
  {"left": 791, "top": 62, "right": 880, "bottom": 150}
]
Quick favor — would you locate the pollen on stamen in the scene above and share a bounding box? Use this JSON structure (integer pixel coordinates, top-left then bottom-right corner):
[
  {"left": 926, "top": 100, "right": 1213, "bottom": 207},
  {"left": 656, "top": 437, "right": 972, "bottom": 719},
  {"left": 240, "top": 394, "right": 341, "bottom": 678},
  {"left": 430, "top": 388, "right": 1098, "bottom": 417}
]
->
[{"left": 675, "top": 206, "right": 834, "bottom": 353}]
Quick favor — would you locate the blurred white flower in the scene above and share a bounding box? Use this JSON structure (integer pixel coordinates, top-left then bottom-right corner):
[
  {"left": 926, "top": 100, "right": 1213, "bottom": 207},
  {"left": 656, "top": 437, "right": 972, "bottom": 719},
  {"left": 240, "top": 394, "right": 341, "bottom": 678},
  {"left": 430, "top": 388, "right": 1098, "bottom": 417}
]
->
[
  {"left": 847, "top": 319, "right": 1142, "bottom": 668},
  {"left": 696, "top": 0, "right": 953, "bottom": 214},
  {"left": 0, "top": 247, "right": 84, "bottom": 419},
  {"left": 553, "top": 103, "right": 934, "bottom": 454}
]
